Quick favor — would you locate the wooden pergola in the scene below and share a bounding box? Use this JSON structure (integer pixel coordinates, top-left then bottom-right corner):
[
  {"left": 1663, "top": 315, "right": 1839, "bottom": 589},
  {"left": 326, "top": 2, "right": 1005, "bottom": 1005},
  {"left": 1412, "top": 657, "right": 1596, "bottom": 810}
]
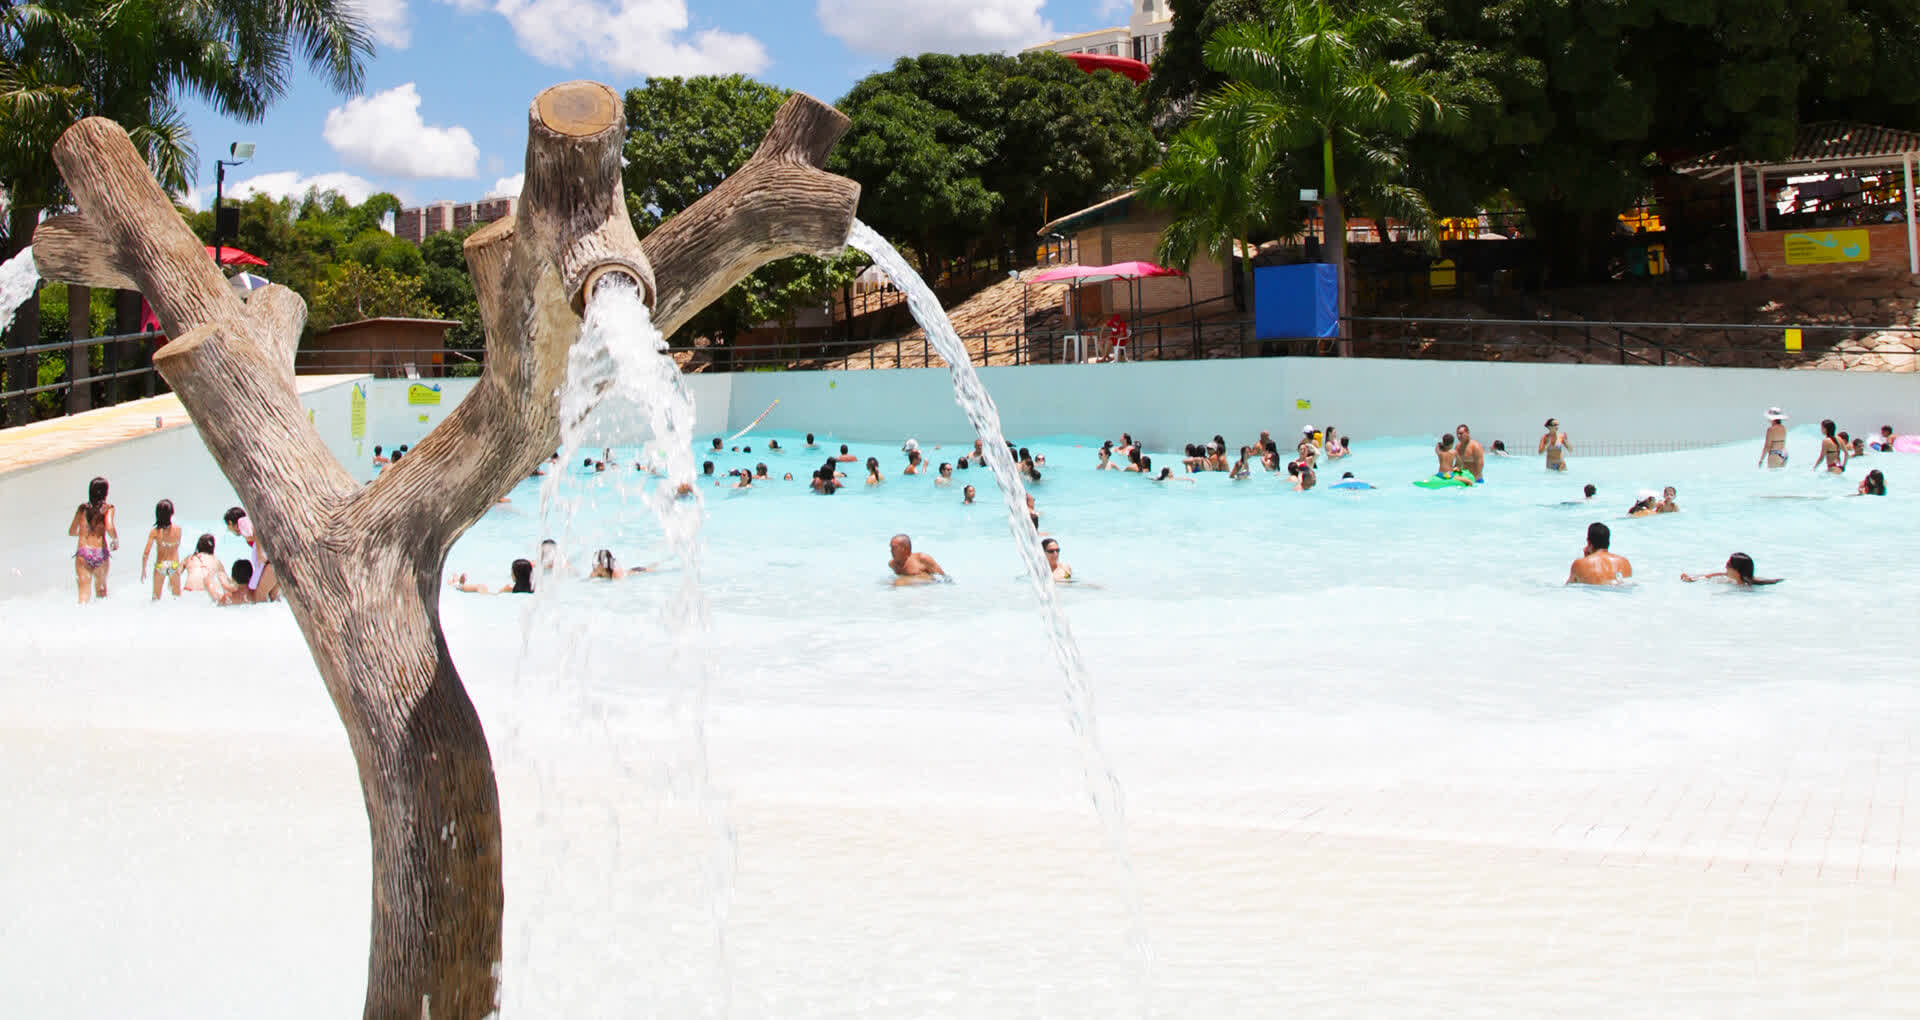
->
[{"left": 1676, "top": 121, "right": 1920, "bottom": 276}]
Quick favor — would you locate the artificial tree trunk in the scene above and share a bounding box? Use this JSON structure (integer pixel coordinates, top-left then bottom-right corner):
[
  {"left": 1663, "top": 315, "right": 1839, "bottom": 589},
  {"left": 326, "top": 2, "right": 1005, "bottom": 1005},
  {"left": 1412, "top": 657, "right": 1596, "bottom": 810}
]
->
[
  {"left": 34, "top": 81, "right": 859, "bottom": 1019},
  {"left": 4, "top": 203, "right": 41, "bottom": 425}
]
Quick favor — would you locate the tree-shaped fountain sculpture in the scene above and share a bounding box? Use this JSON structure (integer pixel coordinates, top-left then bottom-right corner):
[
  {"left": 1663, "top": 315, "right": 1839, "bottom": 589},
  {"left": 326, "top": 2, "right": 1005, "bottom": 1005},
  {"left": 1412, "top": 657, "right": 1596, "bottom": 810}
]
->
[{"left": 29, "top": 81, "right": 860, "bottom": 1018}]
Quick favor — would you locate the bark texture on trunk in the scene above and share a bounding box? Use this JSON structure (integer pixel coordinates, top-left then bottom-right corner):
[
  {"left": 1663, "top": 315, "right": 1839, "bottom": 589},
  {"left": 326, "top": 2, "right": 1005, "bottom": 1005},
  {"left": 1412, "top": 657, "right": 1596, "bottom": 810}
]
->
[{"left": 40, "top": 82, "right": 858, "bottom": 1019}]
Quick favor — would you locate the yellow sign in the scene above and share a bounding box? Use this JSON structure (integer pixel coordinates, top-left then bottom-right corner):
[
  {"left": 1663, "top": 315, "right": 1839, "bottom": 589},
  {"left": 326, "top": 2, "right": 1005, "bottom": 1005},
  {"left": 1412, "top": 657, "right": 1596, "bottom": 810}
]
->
[
  {"left": 1784, "top": 229, "right": 1870, "bottom": 265},
  {"left": 1296, "top": 399, "right": 1311, "bottom": 410},
  {"left": 417, "top": 413, "right": 430, "bottom": 423},
  {"left": 1785, "top": 328, "right": 1803, "bottom": 352},
  {"left": 350, "top": 384, "right": 366, "bottom": 439},
  {"left": 406, "top": 383, "right": 442, "bottom": 406}
]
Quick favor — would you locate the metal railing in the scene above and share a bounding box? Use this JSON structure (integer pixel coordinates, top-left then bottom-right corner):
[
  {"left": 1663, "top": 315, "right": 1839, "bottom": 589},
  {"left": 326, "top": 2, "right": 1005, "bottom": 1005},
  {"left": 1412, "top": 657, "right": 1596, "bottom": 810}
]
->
[{"left": 0, "top": 329, "right": 166, "bottom": 426}]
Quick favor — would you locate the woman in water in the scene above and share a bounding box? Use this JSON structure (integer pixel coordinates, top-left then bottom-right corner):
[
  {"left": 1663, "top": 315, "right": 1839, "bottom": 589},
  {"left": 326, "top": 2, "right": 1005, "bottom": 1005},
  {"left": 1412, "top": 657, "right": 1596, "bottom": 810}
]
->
[
  {"left": 1758, "top": 408, "right": 1788, "bottom": 468},
  {"left": 1538, "top": 418, "right": 1571, "bottom": 471},
  {"left": 588, "top": 549, "right": 648, "bottom": 579},
  {"left": 1628, "top": 493, "right": 1660, "bottom": 517},
  {"left": 1682, "top": 553, "right": 1782, "bottom": 587},
  {"left": 1857, "top": 469, "right": 1887, "bottom": 496},
  {"left": 451, "top": 558, "right": 536, "bottom": 594},
  {"left": 1041, "top": 538, "right": 1072, "bottom": 582},
  {"left": 1814, "top": 418, "right": 1847, "bottom": 474},
  {"left": 66, "top": 476, "right": 117, "bottom": 603},
  {"left": 140, "top": 499, "right": 183, "bottom": 599},
  {"left": 180, "top": 534, "right": 233, "bottom": 601},
  {"left": 223, "top": 506, "right": 278, "bottom": 601},
  {"left": 1153, "top": 467, "right": 1195, "bottom": 483},
  {"left": 865, "top": 456, "right": 883, "bottom": 485}
]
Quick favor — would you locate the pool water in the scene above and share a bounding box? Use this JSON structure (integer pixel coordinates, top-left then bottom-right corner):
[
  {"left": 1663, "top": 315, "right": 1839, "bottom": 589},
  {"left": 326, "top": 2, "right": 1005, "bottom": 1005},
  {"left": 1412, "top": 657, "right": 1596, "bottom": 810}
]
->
[{"left": 5, "top": 423, "right": 1919, "bottom": 1017}]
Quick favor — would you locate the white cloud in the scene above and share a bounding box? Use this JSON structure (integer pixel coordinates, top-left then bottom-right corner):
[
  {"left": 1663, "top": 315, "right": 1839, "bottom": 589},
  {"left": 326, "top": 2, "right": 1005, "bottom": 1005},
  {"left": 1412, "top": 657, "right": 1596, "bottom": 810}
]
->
[
  {"left": 348, "top": 0, "right": 413, "bottom": 48},
  {"left": 486, "top": 172, "right": 524, "bottom": 198},
  {"left": 817, "top": 0, "right": 1051, "bottom": 57},
  {"left": 443, "top": 0, "right": 768, "bottom": 77},
  {"left": 228, "top": 171, "right": 386, "bottom": 205},
  {"left": 323, "top": 83, "right": 480, "bottom": 179}
]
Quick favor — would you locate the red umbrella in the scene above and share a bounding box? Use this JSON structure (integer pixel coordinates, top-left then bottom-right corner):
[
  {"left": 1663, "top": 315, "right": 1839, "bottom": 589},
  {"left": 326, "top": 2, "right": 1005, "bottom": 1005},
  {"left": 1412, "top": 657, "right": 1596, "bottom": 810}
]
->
[
  {"left": 1064, "top": 53, "right": 1150, "bottom": 84},
  {"left": 207, "top": 245, "right": 269, "bottom": 267}
]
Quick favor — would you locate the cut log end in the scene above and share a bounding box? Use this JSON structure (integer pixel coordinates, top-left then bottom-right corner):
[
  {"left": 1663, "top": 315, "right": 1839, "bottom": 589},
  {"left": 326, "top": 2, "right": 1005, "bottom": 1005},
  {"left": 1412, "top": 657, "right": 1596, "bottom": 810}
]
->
[{"left": 533, "top": 81, "right": 622, "bottom": 139}]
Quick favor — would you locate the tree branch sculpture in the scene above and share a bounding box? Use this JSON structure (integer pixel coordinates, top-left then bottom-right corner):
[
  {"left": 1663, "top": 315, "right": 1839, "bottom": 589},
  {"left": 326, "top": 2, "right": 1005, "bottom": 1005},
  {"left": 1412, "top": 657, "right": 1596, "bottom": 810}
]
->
[{"left": 33, "top": 81, "right": 859, "bottom": 1018}]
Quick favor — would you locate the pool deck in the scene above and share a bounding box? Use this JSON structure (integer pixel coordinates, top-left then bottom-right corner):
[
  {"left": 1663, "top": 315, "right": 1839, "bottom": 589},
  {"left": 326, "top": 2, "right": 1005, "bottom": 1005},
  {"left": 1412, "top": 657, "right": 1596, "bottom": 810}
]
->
[{"left": 0, "top": 374, "right": 366, "bottom": 476}]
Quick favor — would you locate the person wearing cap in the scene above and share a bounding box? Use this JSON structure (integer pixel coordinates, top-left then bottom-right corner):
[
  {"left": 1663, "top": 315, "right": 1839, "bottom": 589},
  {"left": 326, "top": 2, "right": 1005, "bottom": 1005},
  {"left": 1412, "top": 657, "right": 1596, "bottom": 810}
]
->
[
  {"left": 1568, "top": 522, "right": 1632, "bottom": 585},
  {"left": 1759, "top": 408, "right": 1789, "bottom": 468},
  {"left": 1682, "top": 553, "right": 1781, "bottom": 587},
  {"left": 902, "top": 437, "right": 920, "bottom": 456},
  {"left": 1538, "top": 418, "right": 1571, "bottom": 471}
]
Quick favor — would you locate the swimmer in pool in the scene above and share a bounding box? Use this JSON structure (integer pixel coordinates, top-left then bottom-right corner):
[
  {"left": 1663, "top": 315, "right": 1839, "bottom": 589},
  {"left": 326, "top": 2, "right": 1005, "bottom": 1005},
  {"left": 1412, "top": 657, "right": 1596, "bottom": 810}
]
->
[
  {"left": 1759, "top": 408, "right": 1788, "bottom": 468},
  {"left": 962, "top": 484, "right": 976, "bottom": 504},
  {"left": 1435, "top": 433, "right": 1459, "bottom": 477},
  {"left": 1655, "top": 486, "right": 1678, "bottom": 513},
  {"left": 1682, "top": 552, "right": 1782, "bottom": 587},
  {"left": 865, "top": 456, "right": 883, "bottom": 485},
  {"left": 1558, "top": 483, "right": 1599, "bottom": 506},
  {"left": 180, "top": 533, "right": 233, "bottom": 601},
  {"left": 887, "top": 534, "right": 947, "bottom": 583},
  {"left": 141, "top": 499, "right": 183, "bottom": 600},
  {"left": 904, "top": 449, "right": 926, "bottom": 475},
  {"left": 836, "top": 444, "right": 857, "bottom": 463},
  {"left": 1538, "top": 418, "right": 1570, "bottom": 471},
  {"left": 1814, "top": 418, "right": 1847, "bottom": 474},
  {"left": 935, "top": 462, "right": 953, "bottom": 486},
  {"left": 1455, "top": 424, "right": 1486, "bottom": 482},
  {"left": 1042, "top": 538, "right": 1072, "bottom": 582},
  {"left": 805, "top": 433, "right": 818, "bottom": 449},
  {"left": 589, "top": 549, "right": 649, "bottom": 579},
  {"left": 451, "top": 558, "right": 536, "bottom": 594},
  {"left": 1334, "top": 471, "right": 1375, "bottom": 489},
  {"left": 1628, "top": 493, "right": 1659, "bottom": 517},
  {"left": 1568, "top": 522, "right": 1633, "bottom": 585},
  {"left": 68, "top": 476, "right": 117, "bottom": 603},
  {"left": 1856, "top": 469, "right": 1887, "bottom": 495}
]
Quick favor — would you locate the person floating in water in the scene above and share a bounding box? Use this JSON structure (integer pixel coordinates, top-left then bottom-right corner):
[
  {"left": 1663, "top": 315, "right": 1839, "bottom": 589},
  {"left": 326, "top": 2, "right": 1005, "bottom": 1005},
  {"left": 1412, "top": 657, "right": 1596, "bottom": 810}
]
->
[
  {"left": 1759, "top": 408, "right": 1788, "bottom": 468},
  {"left": 67, "top": 476, "right": 117, "bottom": 604},
  {"left": 887, "top": 534, "right": 947, "bottom": 584},
  {"left": 451, "top": 558, "right": 536, "bottom": 594},
  {"left": 1538, "top": 418, "right": 1571, "bottom": 471},
  {"left": 589, "top": 549, "right": 648, "bottom": 579},
  {"left": 1568, "top": 522, "right": 1632, "bottom": 585},
  {"left": 141, "top": 499, "right": 183, "bottom": 600},
  {"left": 1434, "top": 433, "right": 1460, "bottom": 478},
  {"left": 1042, "top": 538, "right": 1072, "bottom": 582},
  {"left": 1682, "top": 553, "right": 1782, "bottom": 587}
]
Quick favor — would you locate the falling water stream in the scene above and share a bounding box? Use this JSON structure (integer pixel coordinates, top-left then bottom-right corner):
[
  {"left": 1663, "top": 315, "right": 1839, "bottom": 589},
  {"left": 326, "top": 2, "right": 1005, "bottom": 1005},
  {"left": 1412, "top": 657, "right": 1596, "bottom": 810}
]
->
[
  {"left": 0, "top": 247, "right": 40, "bottom": 336},
  {"left": 518, "top": 279, "right": 734, "bottom": 1014},
  {"left": 847, "top": 221, "right": 1152, "bottom": 988}
]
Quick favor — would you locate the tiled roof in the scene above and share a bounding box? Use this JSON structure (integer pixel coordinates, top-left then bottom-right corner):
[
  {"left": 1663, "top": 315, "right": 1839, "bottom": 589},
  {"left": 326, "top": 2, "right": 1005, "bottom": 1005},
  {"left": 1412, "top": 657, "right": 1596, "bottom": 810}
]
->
[
  {"left": 1677, "top": 122, "right": 1920, "bottom": 174},
  {"left": 1038, "top": 189, "right": 1136, "bottom": 236}
]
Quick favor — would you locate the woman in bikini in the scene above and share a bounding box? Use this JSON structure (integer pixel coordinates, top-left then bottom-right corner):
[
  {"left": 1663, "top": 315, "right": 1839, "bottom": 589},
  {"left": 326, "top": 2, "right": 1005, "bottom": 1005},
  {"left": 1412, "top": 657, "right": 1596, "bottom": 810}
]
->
[
  {"left": 451, "top": 559, "right": 536, "bottom": 594},
  {"left": 1758, "top": 408, "right": 1789, "bottom": 468},
  {"left": 140, "top": 499, "right": 184, "bottom": 599},
  {"left": 1538, "top": 418, "right": 1571, "bottom": 471},
  {"left": 66, "top": 476, "right": 117, "bottom": 603},
  {"left": 180, "top": 533, "right": 234, "bottom": 600},
  {"left": 1814, "top": 418, "right": 1848, "bottom": 474}
]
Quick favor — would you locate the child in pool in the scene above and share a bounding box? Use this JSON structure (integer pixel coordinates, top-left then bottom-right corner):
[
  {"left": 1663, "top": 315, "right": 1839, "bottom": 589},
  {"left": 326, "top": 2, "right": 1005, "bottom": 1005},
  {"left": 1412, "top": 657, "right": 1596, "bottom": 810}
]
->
[
  {"left": 141, "top": 499, "right": 184, "bottom": 599},
  {"left": 67, "top": 476, "right": 118, "bottom": 603},
  {"left": 181, "top": 533, "right": 233, "bottom": 600}
]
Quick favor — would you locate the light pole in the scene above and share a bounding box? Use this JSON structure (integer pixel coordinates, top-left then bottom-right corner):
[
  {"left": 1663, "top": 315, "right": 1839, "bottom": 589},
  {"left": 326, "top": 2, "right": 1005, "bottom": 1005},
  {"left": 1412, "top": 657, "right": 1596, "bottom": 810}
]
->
[{"left": 212, "top": 141, "right": 256, "bottom": 267}]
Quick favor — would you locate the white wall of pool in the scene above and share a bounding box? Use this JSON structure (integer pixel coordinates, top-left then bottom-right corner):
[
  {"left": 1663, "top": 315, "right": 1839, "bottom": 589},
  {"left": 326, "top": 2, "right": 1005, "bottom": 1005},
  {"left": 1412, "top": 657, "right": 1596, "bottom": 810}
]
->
[{"left": 5, "top": 357, "right": 1920, "bottom": 1018}]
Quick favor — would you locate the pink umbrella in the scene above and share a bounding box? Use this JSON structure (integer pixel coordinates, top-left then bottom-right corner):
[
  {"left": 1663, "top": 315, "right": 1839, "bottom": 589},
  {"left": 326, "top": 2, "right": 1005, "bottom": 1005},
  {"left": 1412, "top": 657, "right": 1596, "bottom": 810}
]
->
[{"left": 1028, "top": 261, "right": 1189, "bottom": 353}]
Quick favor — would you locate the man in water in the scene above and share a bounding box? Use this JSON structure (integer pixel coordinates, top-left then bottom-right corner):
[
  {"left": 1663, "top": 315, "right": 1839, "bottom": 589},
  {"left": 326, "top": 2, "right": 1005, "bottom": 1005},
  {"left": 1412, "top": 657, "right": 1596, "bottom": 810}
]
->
[
  {"left": 1455, "top": 424, "right": 1486, "bottom": 482},
  {"left": 888, "top": 534, "right": 947, "bottom": 582},
  {"left": 934, "top": 462, "right": 954, "bottom": 486},
  {"left": 835, "top": 444, "right": 858, "bottom": 463},
  {"left": 1568, "top": 522, "right": 1632, "bottom": 586},
  {"left": 805, "top": 433, "right": 818, "bottom": 449}
]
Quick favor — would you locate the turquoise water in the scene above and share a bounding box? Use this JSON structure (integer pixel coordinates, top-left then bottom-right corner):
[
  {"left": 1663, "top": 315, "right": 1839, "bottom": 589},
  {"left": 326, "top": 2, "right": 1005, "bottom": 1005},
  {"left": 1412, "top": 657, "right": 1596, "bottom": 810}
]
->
[{"left": 7, "top": 418, "right": 1920, "bottom": 1016}]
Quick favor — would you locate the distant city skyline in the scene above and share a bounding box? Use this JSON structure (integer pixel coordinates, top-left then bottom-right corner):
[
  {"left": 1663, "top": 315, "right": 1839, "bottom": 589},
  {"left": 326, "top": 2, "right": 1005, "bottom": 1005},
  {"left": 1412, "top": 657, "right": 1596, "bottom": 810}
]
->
[{"left": 177, "top": 1, "right": 1136, "bottom": 212}]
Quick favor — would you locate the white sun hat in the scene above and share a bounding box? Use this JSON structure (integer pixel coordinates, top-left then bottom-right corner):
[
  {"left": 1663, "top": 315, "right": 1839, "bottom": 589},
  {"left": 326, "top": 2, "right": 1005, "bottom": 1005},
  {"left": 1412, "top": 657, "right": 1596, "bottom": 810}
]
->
[
  {"left": 901, "top": 438, "right": 919, "bottom": 452},
  {"left": 1766, "top": 407, "right": 1788, "bottom": 421}
]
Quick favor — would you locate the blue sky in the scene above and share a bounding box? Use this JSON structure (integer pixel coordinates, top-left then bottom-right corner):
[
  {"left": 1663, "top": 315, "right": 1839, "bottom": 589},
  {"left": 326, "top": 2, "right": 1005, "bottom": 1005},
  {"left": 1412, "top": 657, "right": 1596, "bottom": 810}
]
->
[{"left": 180, "top": 0, "right": 1134, "bottom": 210}]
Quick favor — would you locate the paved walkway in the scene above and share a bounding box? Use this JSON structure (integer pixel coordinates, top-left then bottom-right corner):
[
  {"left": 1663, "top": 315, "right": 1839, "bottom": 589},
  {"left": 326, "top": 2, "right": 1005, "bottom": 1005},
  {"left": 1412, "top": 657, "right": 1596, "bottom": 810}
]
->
[{"left": 0, "top": 375, "right": 365, "bottom": 476}]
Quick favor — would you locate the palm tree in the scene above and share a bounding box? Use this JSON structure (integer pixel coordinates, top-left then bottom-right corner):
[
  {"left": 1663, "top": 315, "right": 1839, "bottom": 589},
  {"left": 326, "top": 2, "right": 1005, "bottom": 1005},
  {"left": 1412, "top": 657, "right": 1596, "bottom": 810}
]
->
[
  {"left": 0, "top": 0, "right": 370, "bottom": 417},
  {"left": 1194, "top": 0, "right": 1473, "bottom": 342},
  {"left": 1136, "top": 118, "right": 1292, "bottom": 312}
]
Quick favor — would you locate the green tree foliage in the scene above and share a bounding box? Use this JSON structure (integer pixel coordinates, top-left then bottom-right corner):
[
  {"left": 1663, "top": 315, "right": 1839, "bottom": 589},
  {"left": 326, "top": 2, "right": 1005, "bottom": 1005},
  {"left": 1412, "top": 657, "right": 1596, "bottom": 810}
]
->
[
  {"left": 833, "top": 52, "right": 1158, "bottom": 271},
  {"left": 1175, "top": 0, "right": 1478, "bottom": 333},
  {"left": 1144, "top": 0, "right": 1261, "bottom": 131},
  {"left": 1417, "top": 0, "right": 1920, "bottom": 279},
  {"left": 310, "top": 262, "right": 440, "bottom": 329},
  {"left": 623, "top": 75, "right": 865, "bottom": 356}
]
